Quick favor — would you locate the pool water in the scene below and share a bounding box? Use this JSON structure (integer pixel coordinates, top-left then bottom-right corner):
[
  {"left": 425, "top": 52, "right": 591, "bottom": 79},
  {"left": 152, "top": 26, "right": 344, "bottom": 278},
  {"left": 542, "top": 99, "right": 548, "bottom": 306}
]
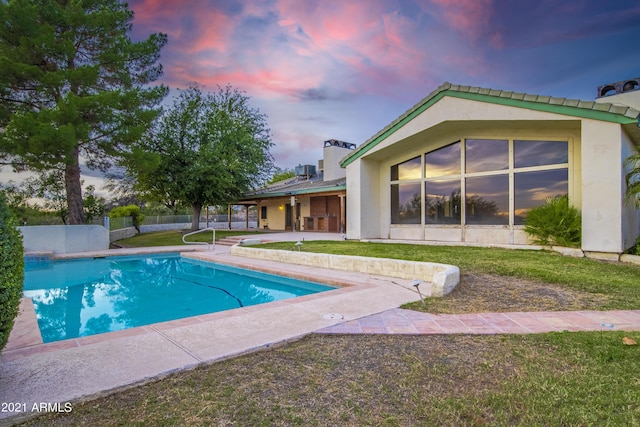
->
[{"left": 23, "top": 253, "right": 335, "bottom": 343}]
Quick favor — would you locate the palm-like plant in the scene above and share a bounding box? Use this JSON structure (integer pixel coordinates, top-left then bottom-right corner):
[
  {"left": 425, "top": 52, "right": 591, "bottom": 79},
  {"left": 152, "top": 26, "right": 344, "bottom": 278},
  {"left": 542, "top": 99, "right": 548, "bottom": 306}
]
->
[{"left": 625, "top": 153, "right": 640, "bottom": 207}]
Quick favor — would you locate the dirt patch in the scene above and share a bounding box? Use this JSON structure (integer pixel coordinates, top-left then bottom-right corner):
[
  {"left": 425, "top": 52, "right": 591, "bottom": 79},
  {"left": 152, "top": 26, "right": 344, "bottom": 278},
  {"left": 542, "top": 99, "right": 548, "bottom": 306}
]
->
[{"left": 410, "top": 272, "right": 611, "bottom": 314}]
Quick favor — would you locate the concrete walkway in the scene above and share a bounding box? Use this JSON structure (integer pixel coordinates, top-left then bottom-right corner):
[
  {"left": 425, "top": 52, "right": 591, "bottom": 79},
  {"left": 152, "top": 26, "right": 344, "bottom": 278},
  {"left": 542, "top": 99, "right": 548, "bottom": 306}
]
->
[
  {"left": 2, "top": 232, "right": 639, "bottom": 424},
  {"left": 317, "top": 308, "right": 640, "bottom": 335}
]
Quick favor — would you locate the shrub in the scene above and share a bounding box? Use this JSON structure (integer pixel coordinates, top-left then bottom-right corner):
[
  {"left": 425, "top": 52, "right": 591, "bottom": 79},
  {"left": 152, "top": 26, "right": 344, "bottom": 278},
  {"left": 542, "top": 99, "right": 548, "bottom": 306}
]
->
[
  {"left": 0, "top": 191, "right": 24, "bottom": 351},
  {"left": 109, "top": 205, "right": 145, "bottom": 233},
  {"left": 524, "top": 195, "right": 581, "bottom": 248},
  {"left": 627, "top": 235, "right": 640, "bottom": 255}
]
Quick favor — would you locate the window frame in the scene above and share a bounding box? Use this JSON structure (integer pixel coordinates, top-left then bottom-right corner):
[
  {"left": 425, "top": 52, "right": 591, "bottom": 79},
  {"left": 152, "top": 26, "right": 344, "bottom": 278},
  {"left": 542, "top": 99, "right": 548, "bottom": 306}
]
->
[{"left": 390, "top": 137, "right": 572, "bottom": 228}]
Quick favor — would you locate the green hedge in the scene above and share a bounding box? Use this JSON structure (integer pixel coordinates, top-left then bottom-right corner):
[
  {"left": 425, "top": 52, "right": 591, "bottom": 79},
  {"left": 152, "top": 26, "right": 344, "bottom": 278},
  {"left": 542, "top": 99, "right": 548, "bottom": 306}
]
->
[{"left": 0, "top": 192, "right": 24, "bottom": 351}]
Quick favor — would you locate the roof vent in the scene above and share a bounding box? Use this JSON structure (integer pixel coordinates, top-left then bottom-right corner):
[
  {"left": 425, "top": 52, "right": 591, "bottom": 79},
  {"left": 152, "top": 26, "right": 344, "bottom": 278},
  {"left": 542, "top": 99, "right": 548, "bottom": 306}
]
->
[
  {"left": 324, "top": 139, "right": 356, "bottom": 150},
  {"left": 623, "top": 80, "right": 639, "bottom": 92},
  {"left": 295, "top": 164, "right": 316, "bottom": 179},
  {"left": 597, "top": 77, "right": 640, "bottom": 98}
]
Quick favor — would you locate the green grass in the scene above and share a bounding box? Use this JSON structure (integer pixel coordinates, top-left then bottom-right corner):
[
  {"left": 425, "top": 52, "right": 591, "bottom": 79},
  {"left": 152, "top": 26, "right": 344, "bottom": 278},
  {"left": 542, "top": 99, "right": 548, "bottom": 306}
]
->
[
  {"left": 259, "top": 240, "right": 640, "bottom": 310},
  {"left": 24, "top": 332, "right": 640, "bottom": 426},
  {"left": 113, "top": 229, "right": 266, "bottom": 247}
]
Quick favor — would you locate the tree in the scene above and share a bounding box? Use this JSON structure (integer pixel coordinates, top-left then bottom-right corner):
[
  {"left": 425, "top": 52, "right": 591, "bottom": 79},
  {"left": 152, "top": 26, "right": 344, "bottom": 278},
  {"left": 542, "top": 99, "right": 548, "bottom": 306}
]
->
[
  {"left": 83, "top": 185, "right": 106, "bottom": 222},
  {"left": 267, "top": 168, "right": 296, "bottom": 185},
  {"left": 125, "top": 84, "right": 273, "bottom": 231},
  {"left": 109, "top": 205, "right": 143, "bottom": 233},
  {"left": 0, "top": 0, "right": 168, "bottom": 224},
  {"left": 25, "top": 170, "right": 68, "bottom": 223},
  {"left": 625, "top": 153, "right": 640, "bottom": 207}
]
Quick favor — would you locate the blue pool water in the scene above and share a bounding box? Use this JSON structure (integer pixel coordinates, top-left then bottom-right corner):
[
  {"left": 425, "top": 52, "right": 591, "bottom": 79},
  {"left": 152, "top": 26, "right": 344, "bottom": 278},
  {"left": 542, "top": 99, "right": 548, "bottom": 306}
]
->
[{"left": 23, "top": 253, "right": 335, "bottom": 343}]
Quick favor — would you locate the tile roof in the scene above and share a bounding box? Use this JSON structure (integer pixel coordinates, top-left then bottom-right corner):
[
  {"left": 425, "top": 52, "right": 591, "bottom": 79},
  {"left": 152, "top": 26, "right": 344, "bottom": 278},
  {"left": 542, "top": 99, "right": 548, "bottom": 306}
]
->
[
  {"left": 240, "top": 176, "right": 346, "bottom": 200},
  {"left": 444, "top": 82, "right": 640, "bottom": 118},
  {"left": 341, "top": 82, "right": 640, "bottom": 168}
]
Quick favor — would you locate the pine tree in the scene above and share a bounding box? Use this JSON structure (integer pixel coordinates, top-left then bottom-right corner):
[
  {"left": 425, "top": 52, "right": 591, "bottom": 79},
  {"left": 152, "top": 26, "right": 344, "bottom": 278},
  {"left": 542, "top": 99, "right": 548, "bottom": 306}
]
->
[{"left": 0, "top": 0, "right": 168, "bottom": 223}]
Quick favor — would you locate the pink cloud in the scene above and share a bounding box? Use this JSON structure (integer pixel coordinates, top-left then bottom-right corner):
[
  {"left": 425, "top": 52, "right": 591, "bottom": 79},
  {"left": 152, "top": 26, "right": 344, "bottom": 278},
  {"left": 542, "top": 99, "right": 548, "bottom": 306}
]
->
[
  {"left": 128, "top": 0, "right": 440, "bottom": 103},
  {"left": 428, "top": 0, "right": 494, "bottom": 41},
  {"left": 130, "top": 0, "right": 234, "bottom": 53}
]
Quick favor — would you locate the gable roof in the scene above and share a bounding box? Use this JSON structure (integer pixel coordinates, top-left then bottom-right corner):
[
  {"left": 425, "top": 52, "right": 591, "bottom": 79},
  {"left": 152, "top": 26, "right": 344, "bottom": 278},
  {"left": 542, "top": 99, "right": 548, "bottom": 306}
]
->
[
  {"left": 239, "top": 176, "right": 346, "bottom": 200},
  {"left": 341, "top": 82, "right": 640, "bottom": 168}
]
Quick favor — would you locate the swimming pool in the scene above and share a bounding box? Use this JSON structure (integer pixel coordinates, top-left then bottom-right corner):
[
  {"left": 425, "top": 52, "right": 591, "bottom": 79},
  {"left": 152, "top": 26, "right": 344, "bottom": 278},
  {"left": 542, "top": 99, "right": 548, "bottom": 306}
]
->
[{"left": 23, "top": 253, "right": 335, "bottom": 343}]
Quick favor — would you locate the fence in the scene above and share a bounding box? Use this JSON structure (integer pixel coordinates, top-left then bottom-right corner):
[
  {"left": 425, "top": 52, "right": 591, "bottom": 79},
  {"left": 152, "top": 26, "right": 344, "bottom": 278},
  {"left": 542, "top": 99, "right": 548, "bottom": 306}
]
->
[{"left": 109, "top": 213, "right": 258, "bottom": 232}]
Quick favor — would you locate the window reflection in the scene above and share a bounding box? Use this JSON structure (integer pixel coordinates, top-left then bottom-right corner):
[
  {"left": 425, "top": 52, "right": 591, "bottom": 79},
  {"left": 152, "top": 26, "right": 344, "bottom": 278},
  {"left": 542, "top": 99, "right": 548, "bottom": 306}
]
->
[
  {"left": 425, "top": 180, "right": 461, "bottom": 224},
  {"left": 465, "top": 139, "right": 508, "bottom": 173},
  {"left": 391, "top": 156, "right": 421, "bottom": 181},
  {"left": 514, "top": 140, "right": 568, "bottom": 168},
  {"left": 425, "top": 142, "right": 460, "bottom": 178},
  {"left": 465, "top": 175, "right": 509, "bottom": 225},
  {"left": 390, "top": 137, "right": 570, "bottom": 229},
  {"left": 514, "top": 169, "right": 568, "bottom": 224},
  {"left": 391, "top": 183, "right": 421, "bottom": 224}
]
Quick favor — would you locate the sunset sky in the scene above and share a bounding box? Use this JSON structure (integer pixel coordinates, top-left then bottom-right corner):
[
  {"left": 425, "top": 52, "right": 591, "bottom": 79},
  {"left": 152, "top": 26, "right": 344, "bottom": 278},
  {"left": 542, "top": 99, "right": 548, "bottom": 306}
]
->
[
  {"left": 3, "top": 0, "right": 640, "bottom": 192},
  {"left": 124, "top": 0, "right": 640, "bottom": 170}
]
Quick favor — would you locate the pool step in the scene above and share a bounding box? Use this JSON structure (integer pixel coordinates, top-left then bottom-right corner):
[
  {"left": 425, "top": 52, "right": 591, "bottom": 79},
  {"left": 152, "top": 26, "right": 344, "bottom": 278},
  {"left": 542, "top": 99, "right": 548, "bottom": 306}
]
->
[{"left": 217, "top": 236, "right": 274, "bottom": 246}]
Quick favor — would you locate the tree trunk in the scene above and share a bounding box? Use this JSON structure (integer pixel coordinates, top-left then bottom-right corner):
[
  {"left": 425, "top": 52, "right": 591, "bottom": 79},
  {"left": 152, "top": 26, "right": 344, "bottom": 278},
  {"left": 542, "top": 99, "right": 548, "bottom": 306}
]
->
[
  {"left": 191, "top": 202, "right": 202, "bottom": 231},
  {"left": 65, "top": 148, "right": 85, "bottom": 225}
]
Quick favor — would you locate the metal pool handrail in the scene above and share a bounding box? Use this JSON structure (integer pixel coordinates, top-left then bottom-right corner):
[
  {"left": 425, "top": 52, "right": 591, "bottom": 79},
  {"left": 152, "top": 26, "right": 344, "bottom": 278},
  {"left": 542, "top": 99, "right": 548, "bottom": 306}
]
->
[{"left": 182, "top": 227, "right": 216, "bottom": 250}]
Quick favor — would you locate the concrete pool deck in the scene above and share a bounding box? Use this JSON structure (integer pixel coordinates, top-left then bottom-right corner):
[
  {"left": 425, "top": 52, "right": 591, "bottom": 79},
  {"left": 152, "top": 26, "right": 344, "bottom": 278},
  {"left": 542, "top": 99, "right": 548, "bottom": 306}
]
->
[{"left": 1, "top": 232, "right": 425, "bottom": 423}]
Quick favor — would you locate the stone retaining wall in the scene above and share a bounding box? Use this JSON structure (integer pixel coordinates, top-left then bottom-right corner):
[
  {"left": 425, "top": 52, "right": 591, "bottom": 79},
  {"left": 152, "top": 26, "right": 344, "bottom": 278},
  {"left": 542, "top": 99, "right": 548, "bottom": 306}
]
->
[{"left": 230, "top": 245, "right": 460, "bottom": 297}]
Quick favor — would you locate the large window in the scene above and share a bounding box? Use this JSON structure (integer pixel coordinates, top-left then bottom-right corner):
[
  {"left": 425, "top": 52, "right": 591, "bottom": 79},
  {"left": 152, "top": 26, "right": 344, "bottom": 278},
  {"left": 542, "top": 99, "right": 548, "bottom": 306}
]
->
[
  {"left": 391, "top": 138, "right": 569, "bottom": 227},
  {"left": 425, "top": 179, "right": 460, "bottom": 224},
  {"left": 391, "top": 156, "right": 421, "bottom": 180},
  {"left": 391, "top": 183, "right": 421, "bottom": 224},
  {"left": 514, "top": 169, "right": 568, "bottom": 224},
  {"left": 425, "top": 142, "right": 460, "bottom": 178},
  {"left": 465, "top": 139, "right": 508, "bottom": 173},
  {"left": 514, "top": 140, "right": 568, "bottom": 168},
  {"left": 465, "top": 175, "right": 509, "bottom": 225}
]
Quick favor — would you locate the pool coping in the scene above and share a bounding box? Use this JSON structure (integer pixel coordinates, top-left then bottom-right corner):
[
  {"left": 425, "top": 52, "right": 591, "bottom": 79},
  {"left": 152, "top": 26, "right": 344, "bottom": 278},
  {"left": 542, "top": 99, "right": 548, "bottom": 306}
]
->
[{"left": 1, "top": 245, "right": 423, "bottom": 422}]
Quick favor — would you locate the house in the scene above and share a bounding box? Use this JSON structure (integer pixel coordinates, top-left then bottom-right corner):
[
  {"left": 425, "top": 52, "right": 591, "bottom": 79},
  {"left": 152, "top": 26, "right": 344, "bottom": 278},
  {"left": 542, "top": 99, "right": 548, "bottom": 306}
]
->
[
  {"left": 340, "top": 78, "right": 640, "bottom": 255},
  {"left": 238, "top": 139, "right": 354, "bottom": 232}
]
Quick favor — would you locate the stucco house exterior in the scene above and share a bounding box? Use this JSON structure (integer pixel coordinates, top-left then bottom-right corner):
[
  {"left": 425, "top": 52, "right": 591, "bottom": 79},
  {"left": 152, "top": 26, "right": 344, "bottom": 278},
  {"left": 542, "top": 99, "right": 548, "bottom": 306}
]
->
[
  {"left": 238, "top": 139, "right": 354, "bottom": 232},
  {"left": 340, "top": 79, "right": 640, "bottom": 255}
]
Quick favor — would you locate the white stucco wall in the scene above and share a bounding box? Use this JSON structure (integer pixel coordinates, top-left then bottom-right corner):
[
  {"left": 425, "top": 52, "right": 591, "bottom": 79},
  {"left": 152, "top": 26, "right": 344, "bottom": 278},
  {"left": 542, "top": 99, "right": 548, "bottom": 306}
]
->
[
  {"left": 346, "top": 158, "right": 381, "bottom": 239},
  {"left": 19, "top": 225, "right": 109, "bottom": 254},
  {"left": 595, "top": 90, "right": 640, "bottom": 110},
  {"left": 323, "top": 145, "right": 352, "bottom": 181},
  {"left": 621, "top": 130, "right": 640, "bottom": 250},
  {"left": 259, "top": 200, "right": 287, "bottom": 230},
  {"left": 580, "top": 120, "right": 625, "bottom": 253}
]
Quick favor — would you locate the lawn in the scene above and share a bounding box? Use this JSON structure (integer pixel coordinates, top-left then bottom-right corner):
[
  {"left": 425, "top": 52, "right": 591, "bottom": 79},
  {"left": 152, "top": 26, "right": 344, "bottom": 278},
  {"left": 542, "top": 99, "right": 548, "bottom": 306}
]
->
[
  {"left": 113, "top": 229, "right": 266, "bottom": 247},
  {"left": 20, "top": 234, "right": 640, "bottom": 426},
  {"left": 260, "top": 240, "right": 640, "bottom": 311}
]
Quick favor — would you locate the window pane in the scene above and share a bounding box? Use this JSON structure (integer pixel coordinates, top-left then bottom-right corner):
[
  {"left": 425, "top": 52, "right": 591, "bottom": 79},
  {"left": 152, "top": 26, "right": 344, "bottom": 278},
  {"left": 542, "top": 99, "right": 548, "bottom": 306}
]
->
[
  {"left": 514, "top": 140, "right": 568, "bottom": 168},
  {"left": 425, "top": 180, "right": 461, "bottom": 224},
  {"left": 391, "top": 183, "right": 421, "bottom": 224},
  {"left": 425, "top": 142, "right": 460, "bottom": 178},
  {"left": 391, "top": 156, "right": 421, "bottom": 181},
  {"left": 514, "top": 169, "right": 568, "bottom": 225},
  {"left": 465, "top": 175, "right": 509, "bottom": 225},
  {"left": 465, "top": 139, "right": 508, "bottom": 173}
]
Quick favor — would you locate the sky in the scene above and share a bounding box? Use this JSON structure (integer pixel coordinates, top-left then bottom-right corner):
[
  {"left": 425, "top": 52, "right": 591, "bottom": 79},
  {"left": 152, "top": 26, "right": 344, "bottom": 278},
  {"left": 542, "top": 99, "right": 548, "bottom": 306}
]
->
[{"left": 3, "top": 0, "right": 640, "bottom": 195}]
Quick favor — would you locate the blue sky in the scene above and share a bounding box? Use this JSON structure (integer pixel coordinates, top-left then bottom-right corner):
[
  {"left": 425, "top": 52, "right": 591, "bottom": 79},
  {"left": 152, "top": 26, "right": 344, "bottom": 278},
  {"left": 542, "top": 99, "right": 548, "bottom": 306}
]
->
[{"left": 3, "top": 0, "right": 640, "bottom": 193}]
